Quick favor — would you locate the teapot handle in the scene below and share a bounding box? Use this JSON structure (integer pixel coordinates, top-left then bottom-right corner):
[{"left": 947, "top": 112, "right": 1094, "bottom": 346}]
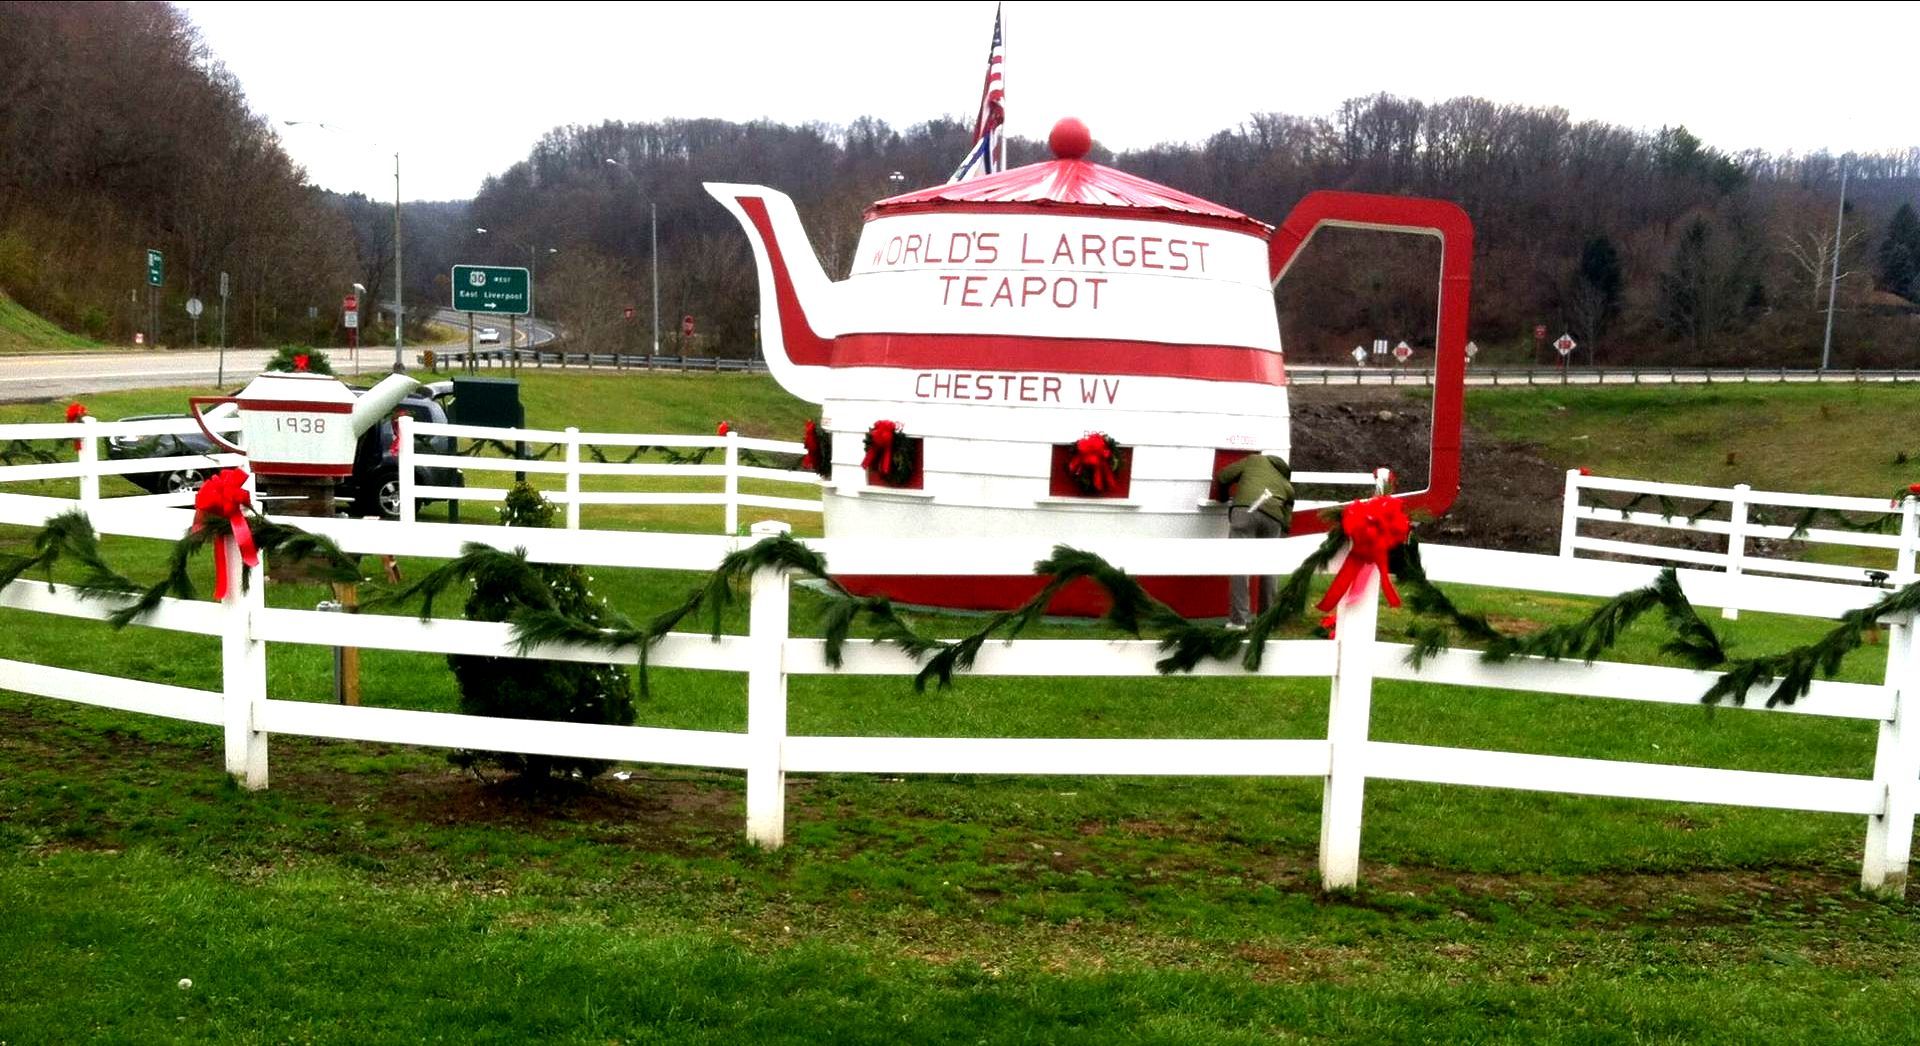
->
[
  {"left": 1267, "top": 192, "right": 1473, "bottom": 534},
  {"left": 186, "top": 396, "right": 246, "bottom": 456}
]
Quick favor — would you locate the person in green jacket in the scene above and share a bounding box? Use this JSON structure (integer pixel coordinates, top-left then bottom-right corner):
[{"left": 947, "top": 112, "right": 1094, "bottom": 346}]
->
[{"left": 1213, "top": 453, "right": 1295, "bottom": 627}]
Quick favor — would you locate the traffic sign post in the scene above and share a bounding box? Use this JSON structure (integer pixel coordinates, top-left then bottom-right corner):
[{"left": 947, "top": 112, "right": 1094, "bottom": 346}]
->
[
  {"left": 144, "top": 249, "right": 163, "bottom": 347},
  {"left": 451, "top": 265, "right": 531, "bottom": 315},
  {"left": 1392, "top": 340, "right": 1413, "bottom": 364},
  {"left": 1351, "top": 345, "right": 1367, "bottom": 366},
  {"left": 1554, "top": 333, "right": 1577, "bottom": 380},
  {"left": 184, "top": 296, "right": 203, "bottom": 348}
]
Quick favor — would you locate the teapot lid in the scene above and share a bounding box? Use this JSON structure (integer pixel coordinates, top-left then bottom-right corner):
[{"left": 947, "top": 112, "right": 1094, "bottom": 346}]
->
[{"left": 866, "top": 118, "right": 1270, "bottom": 236}]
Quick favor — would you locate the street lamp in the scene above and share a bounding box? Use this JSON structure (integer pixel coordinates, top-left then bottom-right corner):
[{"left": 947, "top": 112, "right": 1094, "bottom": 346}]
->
[
  {"left": 284, "top": 120, "right": 405, "bottom": 372},
  {"left": 475, "top": 228, "right": 556, "bottom": 352},
  {"left": 604, "top": 158, "right": 660, "bottom": 360}
]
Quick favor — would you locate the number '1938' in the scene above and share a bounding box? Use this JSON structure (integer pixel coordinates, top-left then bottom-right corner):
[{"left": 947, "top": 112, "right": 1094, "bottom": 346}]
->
[{"left": 275, "top": 416, "right": 327, "bottom": 434}]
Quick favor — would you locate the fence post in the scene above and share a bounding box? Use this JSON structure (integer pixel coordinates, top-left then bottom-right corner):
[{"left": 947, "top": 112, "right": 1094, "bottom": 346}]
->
[
  {"left": 396, "top": 414, "right": 416, "bottom": 524},
  {"left": 221, "top": 536, "right": 269, "bottom": 789},
  {"left": 744, "top": 520, "right": 793, "bottom": 848},
  {"left": 724, "top": 431, "right": 740, "bottom": 535},
  {"left": 1862, "top": 611, "right": 1919, "bottom": 897},
  {"left": 1723, "top": 483, "right": 1749, "bottom": 621},
  {"left": 1319, "top": 566, "right": 1379, "bottom": 891},
  {"left": 1558, "top": 469, "right": 1583, "bottom": 558},
  {"left": 76, "top": 415, "right": 100, "bottom": 505},
  {"left": 564, "top": 427, "right": 581, "bottom": 530},
  {"left": 1896, "top": 497, "right": 1918, "bottom": 587}
]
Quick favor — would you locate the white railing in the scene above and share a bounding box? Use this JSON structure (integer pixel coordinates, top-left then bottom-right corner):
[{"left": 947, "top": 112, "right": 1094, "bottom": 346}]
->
[
  {"left": 0, "top": 416, "right": 244, "bottom": 508},
  {"left": 1560, "top": 470, "right": 1920, "bottom": 619},
  {"left": 397, "top": 418, "right": 824, "bottom": 533},
  {"left": 398, "top": 419, "right": 1388, "bottom": 531},
  {"left": 0, "top": 488, "right": 1914, "bottom": 896}
]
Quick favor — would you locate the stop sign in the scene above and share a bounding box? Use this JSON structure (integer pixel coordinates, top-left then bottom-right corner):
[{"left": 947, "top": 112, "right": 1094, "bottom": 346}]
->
[
  {"left": 682, "top": 314, "right": 695, "bottom": 337},
  {"left": 1534, "top": 324, "right": 1547, "bottom": 341},
  {"left": 343, "top": 294, "right": 358, "bottom": 312},
  {"left": 623, "top": 306, "right": 635, "bottom": 321},
  {"left": 1554, "top": 333, "right": 1578, "bottom": 356}
]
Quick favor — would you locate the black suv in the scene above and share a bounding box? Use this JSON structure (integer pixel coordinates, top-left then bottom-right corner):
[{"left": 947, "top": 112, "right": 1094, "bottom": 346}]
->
[{"left": 108, "top": 381, "right": 465, "bottom": 519}]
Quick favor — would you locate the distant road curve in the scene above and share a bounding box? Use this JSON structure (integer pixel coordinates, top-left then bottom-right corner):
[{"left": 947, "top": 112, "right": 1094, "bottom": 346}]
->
[{"left": 1, "top": 308, "right": 557, "bottom": 401}]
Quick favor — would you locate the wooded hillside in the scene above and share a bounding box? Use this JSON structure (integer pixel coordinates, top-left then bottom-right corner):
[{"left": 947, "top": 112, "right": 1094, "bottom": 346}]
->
[
  {"left": 468, "top": 102, "right": 1919, "bottom": 366},
  {"left": 0, "top": 1, "right": 356, "bottom": 346}
]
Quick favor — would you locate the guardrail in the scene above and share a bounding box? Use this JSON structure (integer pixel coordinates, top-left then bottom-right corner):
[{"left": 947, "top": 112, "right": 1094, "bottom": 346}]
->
[
  {"left": 1559, "top": 470, "right": 1919, "bottom": 619},
  {"left": 418, "top": 355, "right": 1920, "bottom": 386},
  {"left": 0, "top": 489, "right": 1914, "bottom": 896},
  {"left": 421, "top": 348, "right": 770, "bottom": 374},
  {"left": 0, "top": 415, "right": 243, "bottom": 508},
  {"left": 397, "top": 418, "right": 823, "bottom": 533},
  {"left": 1289, "top": 365, "right": 1920, "bottom": 387}
]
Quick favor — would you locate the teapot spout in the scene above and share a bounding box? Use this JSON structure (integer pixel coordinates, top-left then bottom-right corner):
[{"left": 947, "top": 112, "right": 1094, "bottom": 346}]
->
[
  {"left": 703, "top": 182, "right": 839, "bottom": 405},
  {"left": 348, "top": 373, "right": 421, "bottom": 437}
]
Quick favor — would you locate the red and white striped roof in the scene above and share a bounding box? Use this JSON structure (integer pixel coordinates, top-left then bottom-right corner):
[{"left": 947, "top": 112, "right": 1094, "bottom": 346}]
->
[{"left": 869, "top": 119, "right": 1271, "bottom": 237}]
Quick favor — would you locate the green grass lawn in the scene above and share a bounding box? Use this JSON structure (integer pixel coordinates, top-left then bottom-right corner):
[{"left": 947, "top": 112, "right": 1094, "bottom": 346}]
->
[{"left": 3, "top": 374, "right": 1919, "bottom": 1041}]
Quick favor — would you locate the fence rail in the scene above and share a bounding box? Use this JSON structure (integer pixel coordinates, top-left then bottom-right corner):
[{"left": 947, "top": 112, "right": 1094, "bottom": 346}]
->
[
  {"left": 0, "top": 415, "right": 244, "bottom": 508},
  {"left": 398, "top": 418, "right": 824, "bottom": 532},
  {"left": 0, "top": 484, "right": 1914, "bottom": 896},
  {"left": 1560, "top": 471, "right": 1919, "bottom": 618}
]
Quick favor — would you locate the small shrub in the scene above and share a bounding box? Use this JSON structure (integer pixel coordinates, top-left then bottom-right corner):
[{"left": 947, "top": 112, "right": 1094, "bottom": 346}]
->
[{"left": 447, "top": 483, "right": 636, "bottom": 783}]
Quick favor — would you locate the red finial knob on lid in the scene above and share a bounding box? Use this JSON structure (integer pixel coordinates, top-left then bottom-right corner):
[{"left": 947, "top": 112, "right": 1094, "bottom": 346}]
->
[{"left": 1049, "top": 117, "right": 1092, "bottom": 160}]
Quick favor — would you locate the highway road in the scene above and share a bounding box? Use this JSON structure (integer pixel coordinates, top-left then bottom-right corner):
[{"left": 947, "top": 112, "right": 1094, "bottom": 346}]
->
[{"left": 0, "top": 309, "right": 557, "bottom": 401}]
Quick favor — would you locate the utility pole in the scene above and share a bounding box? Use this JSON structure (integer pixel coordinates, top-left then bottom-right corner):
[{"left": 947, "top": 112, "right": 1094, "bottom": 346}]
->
[
  {"left": 651, "top": 200, "right": 660, "bottom": 360},
  {"left": 1819, "top": 157, "right": 1848, "bottom": 371},
  {"left": 393, "top": 151, "right": 405, "bottom": 373}
]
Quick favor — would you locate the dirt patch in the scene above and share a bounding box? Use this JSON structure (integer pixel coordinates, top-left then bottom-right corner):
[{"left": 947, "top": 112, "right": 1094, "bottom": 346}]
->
[{"left": 1286, "top": 385, "right": 1569, "bottom": 552}]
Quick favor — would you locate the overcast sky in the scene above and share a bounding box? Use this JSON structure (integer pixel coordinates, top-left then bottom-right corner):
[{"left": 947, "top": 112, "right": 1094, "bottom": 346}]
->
[{"left": 180, "top": 1, "right": 1919, "bottom": 202}]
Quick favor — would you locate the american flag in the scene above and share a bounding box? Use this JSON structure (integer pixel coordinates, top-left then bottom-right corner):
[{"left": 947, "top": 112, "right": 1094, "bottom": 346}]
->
[{"left": 948, "top": 5, "right": 1005, "bottom": 183}]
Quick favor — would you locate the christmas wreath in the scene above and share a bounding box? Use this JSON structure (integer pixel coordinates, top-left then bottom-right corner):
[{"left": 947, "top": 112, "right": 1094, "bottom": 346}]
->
[
  {"left": 801, "top": 419, "right": 832, "bottom": 478},
  {"left": 861, "top": 420, "right": 916, "bottom": 487},
  {"left": 1066, "top": 432, "right": 1125, "bottom": 495},
  {"left": 265, "top": 346, "right": 334, "bottom": 375}
]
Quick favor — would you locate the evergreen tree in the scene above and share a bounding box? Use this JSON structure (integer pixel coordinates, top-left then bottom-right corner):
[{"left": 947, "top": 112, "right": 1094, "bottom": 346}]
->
[
  {"left": 1880, "top": 203, "right": 1920, "bottom": 302},
  {"left": 448, "top": 483, "right": 636, "bottom": 782}
]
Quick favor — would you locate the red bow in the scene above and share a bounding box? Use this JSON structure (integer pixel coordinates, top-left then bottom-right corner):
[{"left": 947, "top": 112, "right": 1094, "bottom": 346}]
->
[
  {"left": 1316, "top": 495, "right": 1411, "bottom": 612},
  {"left": 193, "top": 468, "right": 258, "bottom": 601},
  {"left": 716, "top": 420, "right": 731, "bottom": 436},
  {"left": 1068, "top": 433, "right": 1118, "bottom": 492},
  {"left": 862, "top": 420, "right": 897, "bottom": 477},
  {"left": 801, "top": 419, "right": 821, "bottom": 472},
  {"left": 293, "top": 354, "right": 311, "bottom": 372},
  {"left": 65, "top": 402, "right": 87, "bottom": 450}
]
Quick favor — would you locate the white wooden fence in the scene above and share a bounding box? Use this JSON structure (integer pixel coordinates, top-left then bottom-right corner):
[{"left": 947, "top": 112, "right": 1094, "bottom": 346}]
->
[
  {"left": 397, "top": 418, "right": 825, "bottom": 532},
  {"left": 397, "top": 418, "right": 1390, "bottom": 533},
  {"left": 0, "top": 415, "right": 244, "bottom": 508},
  {"left": 0, "top": 487, "right": 1914, "bottom": 896},
  {"left": 1561, "top": 470, "right": 1920, "bottom": 620}
]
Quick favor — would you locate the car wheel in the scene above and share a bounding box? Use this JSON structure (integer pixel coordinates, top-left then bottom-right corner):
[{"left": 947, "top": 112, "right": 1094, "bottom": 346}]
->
[
  {"left": 378, "top": 475, "right": 403, "bottom": 519},
  {"left": 164, "top": 468, "right": 207, "bottom": 494}
]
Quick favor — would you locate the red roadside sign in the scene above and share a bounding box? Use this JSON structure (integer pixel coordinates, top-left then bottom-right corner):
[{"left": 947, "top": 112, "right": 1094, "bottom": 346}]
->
[
  {"left": 623, "top": 306, "right": 635, "bottom": 321},
  {"left": 1534, "top": 324, "right": 1547, "bottom": 341},
  {"left": 343, "top": 294, "right": 358, "bottom": 312},
  {"left": 1392, "top": 340, "right": 1413, "bottom": 363},
  {"left": 1554, "top": 333, "right": 1577, "bottom": 356},
  {"left": 682, "top": 314, "right": 695, "bottom": 337}
]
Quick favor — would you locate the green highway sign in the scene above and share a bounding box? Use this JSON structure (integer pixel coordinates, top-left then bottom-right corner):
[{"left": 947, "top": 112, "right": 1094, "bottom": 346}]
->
[
  {"left": 451, "top": 264, "right": 530, "bottom": 315},
  {"left": 145, "top": 248, "right": 163, "bottom": 287}
]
